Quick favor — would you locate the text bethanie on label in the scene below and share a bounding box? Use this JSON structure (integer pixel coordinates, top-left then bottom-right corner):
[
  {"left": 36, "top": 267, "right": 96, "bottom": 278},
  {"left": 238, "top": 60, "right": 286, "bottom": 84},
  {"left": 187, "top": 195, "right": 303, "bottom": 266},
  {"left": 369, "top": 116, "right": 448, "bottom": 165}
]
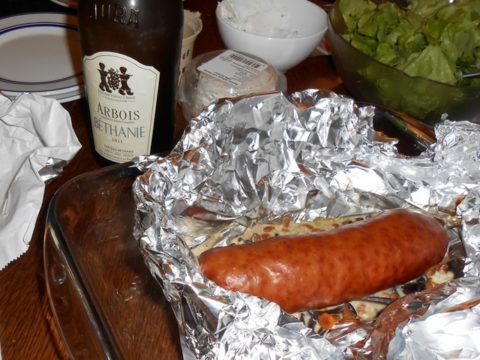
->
[{"left": 94, "top": 117, "right": 146, "bottom": 139}]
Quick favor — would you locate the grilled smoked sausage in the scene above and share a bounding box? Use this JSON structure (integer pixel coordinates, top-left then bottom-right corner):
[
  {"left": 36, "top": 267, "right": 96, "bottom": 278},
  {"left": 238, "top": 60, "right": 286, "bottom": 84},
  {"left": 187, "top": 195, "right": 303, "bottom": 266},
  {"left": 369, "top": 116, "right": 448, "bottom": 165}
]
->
[{"left": 199, "top": 209, "right": 449, "bottom": 313}]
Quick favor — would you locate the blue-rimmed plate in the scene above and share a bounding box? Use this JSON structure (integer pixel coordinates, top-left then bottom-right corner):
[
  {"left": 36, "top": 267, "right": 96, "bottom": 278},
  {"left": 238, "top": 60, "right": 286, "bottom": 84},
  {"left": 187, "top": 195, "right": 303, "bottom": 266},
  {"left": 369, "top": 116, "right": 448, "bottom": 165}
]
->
[{"left": 0, "top": 13, "right": 83, "bottom": 102}]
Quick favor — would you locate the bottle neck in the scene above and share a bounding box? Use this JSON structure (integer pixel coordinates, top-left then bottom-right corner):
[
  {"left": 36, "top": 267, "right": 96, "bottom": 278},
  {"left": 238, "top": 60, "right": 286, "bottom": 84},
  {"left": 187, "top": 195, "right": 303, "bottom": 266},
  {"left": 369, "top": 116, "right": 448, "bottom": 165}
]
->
[{"left": 88, "top": 1, "right": 140, "bottom": 27}]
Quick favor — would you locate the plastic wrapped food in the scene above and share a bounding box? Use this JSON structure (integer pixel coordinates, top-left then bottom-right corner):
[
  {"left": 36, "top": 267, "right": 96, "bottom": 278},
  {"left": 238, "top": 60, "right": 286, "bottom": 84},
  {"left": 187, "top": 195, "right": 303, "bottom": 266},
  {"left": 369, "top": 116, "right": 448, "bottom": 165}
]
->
[{"left": 178, "top": 49, "right": 283, "bottom": 120}]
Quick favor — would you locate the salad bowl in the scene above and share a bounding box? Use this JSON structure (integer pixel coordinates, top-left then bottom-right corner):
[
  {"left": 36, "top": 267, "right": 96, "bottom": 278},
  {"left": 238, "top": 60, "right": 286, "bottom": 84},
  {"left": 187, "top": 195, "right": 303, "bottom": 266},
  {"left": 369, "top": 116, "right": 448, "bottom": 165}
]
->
[{"left": 328, "top": 0, "right": 480, "bottom": 124}]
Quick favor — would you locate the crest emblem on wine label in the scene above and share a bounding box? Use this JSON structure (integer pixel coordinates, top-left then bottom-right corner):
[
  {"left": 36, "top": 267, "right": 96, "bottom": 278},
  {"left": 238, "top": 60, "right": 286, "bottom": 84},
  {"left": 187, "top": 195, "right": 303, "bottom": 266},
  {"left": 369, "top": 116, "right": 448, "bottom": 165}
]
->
[{"left": 97, "top": 62, "right": 134, "bottom": 95}]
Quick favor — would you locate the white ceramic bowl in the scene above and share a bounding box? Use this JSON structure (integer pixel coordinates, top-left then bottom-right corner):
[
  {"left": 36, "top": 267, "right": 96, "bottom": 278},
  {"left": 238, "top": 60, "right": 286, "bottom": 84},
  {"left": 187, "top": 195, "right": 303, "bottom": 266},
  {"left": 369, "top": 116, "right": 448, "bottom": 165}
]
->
[{"left": 216, "top": 0, "right": 328, "bottom": 72}]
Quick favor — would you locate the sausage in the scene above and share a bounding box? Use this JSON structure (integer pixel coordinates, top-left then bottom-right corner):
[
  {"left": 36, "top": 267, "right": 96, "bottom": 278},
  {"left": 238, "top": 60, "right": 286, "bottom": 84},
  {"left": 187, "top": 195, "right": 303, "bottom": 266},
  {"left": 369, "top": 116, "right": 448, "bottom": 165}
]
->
[{"left": 199, "top": 209, "right": 449, "bottom": 313}]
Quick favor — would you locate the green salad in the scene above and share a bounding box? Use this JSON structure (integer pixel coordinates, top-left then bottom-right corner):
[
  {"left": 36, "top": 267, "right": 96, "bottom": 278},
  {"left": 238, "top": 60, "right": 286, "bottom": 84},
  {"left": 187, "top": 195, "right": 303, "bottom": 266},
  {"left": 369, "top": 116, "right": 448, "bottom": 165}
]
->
[{"left": 339, "top": 0, "right": 480, "bottom": 86}]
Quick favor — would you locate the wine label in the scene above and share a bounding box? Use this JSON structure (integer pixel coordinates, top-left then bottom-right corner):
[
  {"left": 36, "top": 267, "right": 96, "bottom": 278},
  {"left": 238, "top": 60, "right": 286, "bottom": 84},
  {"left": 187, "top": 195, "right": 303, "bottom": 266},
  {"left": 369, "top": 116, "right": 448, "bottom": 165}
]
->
[
  {"left": 83, "top": 51, "right": 159, "bottom": 163},
  {"left": 197, "top": 50, "right": 269, "bottom": 87}
]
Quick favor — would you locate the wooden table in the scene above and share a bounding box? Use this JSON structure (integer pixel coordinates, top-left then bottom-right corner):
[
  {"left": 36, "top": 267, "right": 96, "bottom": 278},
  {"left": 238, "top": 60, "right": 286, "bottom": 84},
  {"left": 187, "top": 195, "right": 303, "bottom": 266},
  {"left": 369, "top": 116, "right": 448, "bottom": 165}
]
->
[{"left": 0, "top": 1, "right": 340, "bottom": 358}]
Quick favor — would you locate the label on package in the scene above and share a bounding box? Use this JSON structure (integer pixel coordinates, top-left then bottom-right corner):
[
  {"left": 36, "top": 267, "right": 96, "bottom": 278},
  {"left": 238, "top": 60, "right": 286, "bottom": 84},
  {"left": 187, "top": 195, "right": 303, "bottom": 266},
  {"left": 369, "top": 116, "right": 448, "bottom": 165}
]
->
[
  {"left": 83, "top": 52, "right": 159, "bottom": 163},
  {"left": 197, "top": 50, "right": 269, "bottom": 86}
]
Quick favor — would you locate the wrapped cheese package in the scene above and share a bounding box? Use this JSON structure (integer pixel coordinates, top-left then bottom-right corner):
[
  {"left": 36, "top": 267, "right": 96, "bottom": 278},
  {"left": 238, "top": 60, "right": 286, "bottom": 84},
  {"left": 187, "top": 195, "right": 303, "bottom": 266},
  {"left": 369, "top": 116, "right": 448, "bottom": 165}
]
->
[{"left": 178, "top": 49, "right": 283, "bottom": 120}]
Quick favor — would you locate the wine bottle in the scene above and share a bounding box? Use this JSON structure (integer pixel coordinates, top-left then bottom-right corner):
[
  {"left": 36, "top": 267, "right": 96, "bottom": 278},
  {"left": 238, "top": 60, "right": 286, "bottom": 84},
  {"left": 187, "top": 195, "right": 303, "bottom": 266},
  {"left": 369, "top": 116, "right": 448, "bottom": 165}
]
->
[{"left": 78, "top": 0, "right": 183, "bottom": 165}]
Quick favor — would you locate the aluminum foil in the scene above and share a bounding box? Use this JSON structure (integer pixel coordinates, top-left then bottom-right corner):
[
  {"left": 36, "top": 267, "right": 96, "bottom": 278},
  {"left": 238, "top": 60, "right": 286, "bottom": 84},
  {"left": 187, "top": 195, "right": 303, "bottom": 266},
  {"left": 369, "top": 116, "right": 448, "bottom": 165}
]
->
[{"left": 133, "top": 90, "right": 480, "bottom": 359}]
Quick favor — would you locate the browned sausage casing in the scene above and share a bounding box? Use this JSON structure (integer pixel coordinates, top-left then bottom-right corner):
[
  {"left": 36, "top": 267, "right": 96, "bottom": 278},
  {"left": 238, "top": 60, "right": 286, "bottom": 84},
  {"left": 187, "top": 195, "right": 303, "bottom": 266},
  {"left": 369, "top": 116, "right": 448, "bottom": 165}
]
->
[{"left": 199, "top": 209, "right": 449, "bottom": 313}]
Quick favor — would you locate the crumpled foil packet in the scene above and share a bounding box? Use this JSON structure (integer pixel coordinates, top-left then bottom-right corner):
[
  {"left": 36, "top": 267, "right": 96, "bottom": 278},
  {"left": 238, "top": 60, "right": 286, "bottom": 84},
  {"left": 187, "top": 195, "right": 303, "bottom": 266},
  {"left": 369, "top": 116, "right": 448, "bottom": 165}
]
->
[{"left": 133, "top": 90, "right": 480, "bottom": 359}]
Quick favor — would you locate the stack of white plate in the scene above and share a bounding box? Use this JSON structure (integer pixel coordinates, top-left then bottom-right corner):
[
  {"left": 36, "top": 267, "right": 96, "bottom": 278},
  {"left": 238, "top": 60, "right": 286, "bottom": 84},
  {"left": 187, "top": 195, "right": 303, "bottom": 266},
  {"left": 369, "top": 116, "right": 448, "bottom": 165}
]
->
[{"left": 0, "top": 13, "right": 83, "bottom": 103}]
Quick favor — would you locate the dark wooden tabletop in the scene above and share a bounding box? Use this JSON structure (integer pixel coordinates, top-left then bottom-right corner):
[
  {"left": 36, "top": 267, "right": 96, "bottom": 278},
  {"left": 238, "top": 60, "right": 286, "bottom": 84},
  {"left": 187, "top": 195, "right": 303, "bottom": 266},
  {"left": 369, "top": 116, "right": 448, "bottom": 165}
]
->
[{"left": 0, "top": 1, "right": 341, "bottom": 359}]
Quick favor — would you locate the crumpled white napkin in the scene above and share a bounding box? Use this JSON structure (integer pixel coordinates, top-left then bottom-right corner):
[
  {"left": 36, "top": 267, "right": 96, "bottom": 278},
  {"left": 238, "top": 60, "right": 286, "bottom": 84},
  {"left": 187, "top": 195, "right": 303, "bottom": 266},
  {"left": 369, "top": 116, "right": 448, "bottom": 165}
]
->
[{"left": 0, "top": 93, "right": 81, "bottom": 270}]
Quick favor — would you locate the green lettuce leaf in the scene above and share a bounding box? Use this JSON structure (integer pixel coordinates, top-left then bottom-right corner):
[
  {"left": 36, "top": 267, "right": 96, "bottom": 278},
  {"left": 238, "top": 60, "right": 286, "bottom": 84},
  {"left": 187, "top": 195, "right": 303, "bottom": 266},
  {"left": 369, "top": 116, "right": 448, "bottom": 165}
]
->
[
  {"left": 339, "top": 0, "right": 376, "bottom": 31},
  {"left": 399, "top": 45, "right": 457, "bottom": 85}
]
